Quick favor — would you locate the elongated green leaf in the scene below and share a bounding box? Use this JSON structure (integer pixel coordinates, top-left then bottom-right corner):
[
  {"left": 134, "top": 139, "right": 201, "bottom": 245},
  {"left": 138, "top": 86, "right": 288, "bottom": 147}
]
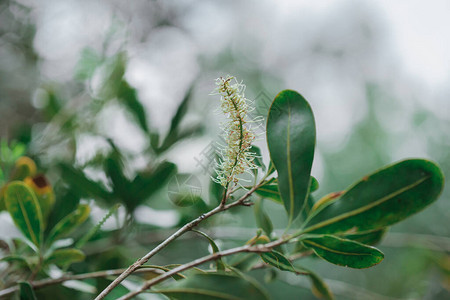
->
[
  {"left": 267, "top": 90, "right": 315, "bottom": 224},
  {"left": 261, "top": 251, "right": 297, "bottom": 273},
  {"left": 301, "top": 195, "right": 316, "bottom": 220},
  {"left": 192, "top": 229, "right": 225, "bottom": 271},
  {"left": 59, "top": 163, "right": 112, "bottom": 201},
  {"left": 131, "top": 161, "right": 177, "bottom": 203},
  {"left": 301, "top": 235, "right": 384, "bottom": 269},
  {"left": 155, "top": 273, "right": 270, "bottom": 300},
  {"left": 141, "top": 265, "right": 186, "bottom": 281},
  {"left": 298, "top": 267, "right": 334, "bottom": 300},
  {"left": 46, "top": 248, "right": 85, "bottom": 267},
  {"left": 304, "top": 159, "right": 444, "bottom": 234},
  {"left": 167, "top": 84, "right": 194, "bottom": 136},
  {"left": 5, "top": 182, "right": 43, "bottom": 247},
  {"left": 19, "top": 281, "right": 37, "bottom": 300},
  {"left": 118, "top": 80, "right": 150, "bottom": 134},
  {"left": 1, "top": 255, "right": 31, "bottom": 270},
  {"left": 254, "top": 199, "right": 273, "bottom": 237},
  {"left": 47, "top": 204, "right": 90, "bottom": 244},
  {"left": 342, "top": 228, "right": 387, "bottom": 246}
]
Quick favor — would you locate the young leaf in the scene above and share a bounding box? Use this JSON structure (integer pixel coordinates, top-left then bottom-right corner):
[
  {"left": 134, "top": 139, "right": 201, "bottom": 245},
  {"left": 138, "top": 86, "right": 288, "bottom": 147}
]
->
[
  {"left": 260, "top": 250, "right": 297, "bottom": 273},
  {"left": 19, "top": 282, "right": 37, "bottom": 300},
  {"left": 254, "top": 199, "right": 273, "bottom": 237},
  {"left": 301, "top": 234, "right": 384, "bottom": 269},
  {"left": 5, "top": 182, "right": 43, "bottom": 247},
  {"left": 24, "top": 175, "right": 55, "bottom": 224},
  {"left": 46, "top": 248, "right": 85, "bottom": 267},
  {"left": 155, "top": 273, "right": 270, "bottom": 300},
  {"left": 310, "top": 176, "right": 319, "bottom": 193},
  {"left": 47, "top": 204, "right": 90, "bottom": 244},
  {"left": 304, "top": 159, "right": 444, "bottom": 234},
  {"left": 192, "top": 229, "right": 226, "bottom": 271},
  {"left": 266, "top": 90, "right": 315, "bottom": 224}
]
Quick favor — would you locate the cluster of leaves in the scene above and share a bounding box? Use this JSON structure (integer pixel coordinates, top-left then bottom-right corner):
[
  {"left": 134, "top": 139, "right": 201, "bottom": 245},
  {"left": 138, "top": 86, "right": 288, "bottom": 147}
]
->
[
  {"left": 0, "top": 83, "right": 445, "bottom": 300},
  {"left": 0, "top": 150, "right": 92, "bottom": 298},
  {"left": 134, "top": 90, "right": 444, "bottom": 300}
]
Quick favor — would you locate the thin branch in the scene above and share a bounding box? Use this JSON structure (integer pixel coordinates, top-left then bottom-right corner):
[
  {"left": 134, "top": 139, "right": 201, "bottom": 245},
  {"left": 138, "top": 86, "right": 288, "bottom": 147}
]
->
[
  {"left": 95, "top": 183, "right": 262, "bottom": 300},
  {"left": 117, "top": 238, "right": 288, "bottom": 300},
  {"left": 0, "top": 268, "right": 163, "bottom": 298}
]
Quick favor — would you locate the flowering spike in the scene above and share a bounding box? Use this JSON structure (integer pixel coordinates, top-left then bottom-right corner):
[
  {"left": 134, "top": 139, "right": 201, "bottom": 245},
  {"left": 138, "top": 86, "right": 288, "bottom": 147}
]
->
[{"left": 212, "top": 75, "right": 257, "bottom": 187}]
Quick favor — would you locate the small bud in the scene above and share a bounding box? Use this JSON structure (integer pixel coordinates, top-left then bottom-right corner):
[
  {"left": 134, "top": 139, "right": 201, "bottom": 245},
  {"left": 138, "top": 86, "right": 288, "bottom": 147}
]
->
[{"left": 24, "top": 174, "right": 55, "bottom": 221}]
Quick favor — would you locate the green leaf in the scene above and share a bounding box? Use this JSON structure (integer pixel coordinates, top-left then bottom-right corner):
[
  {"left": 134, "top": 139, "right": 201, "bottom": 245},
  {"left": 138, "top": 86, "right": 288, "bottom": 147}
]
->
[
  {"left": 192, "top": 229, "right": 226, "bottom": 271},
  {"left": 118, "top": 81, "right": 150, "bottom": 134},
  {"left": 260, "top": 250, "right": 297, "bottom": 273},
  {"left": 254, "top": 184, "right": 282, "bottom": 204},
  {"left": 46, "top": 248, "right": 85, "bottom": 267},
  {"left": 301, "top": 234, "right": 384, "bottom": 269},
  {"left": 155, "top": 273, "right": 270, "bottom": 300},
  {"left": 130, "top": 161, "right": 177, "bottom": 206},
  {"left": 141, "top": 265, "right": 186, "bottom": 281},
  {"left": 157, "top": 124, "right": 204, "bottom": 154},
  {"left": 209, "top": 178, "right": 226, "bottom": 204},
  {"left": 301, "top": 195, "right": 316, "bottom": 220},
  {"left": 250, "top": 145, "right": 265, "bottom": 171},
  {"left": 47, "top": 204, "right": 90, "bottom": 244},
  {"left": 298, "top": 267, "right": 334, "bottom": 300},
  {"left": 75, "top": 47, "right": 102, "bottom": 80},
  {"left": 254, "top": 199, "right": 273, "bottom": 237},
  {"left": 5, "top": 182, "right": 43, "bottom": 247},
  {"left": 59, "top": 163, "right": 112, "bottom": 201},
  {"left": 304, "top": 159, "right": 444, "bottom": 234},
  {"left": 19, "top": 281, "right": 37, "bottom": 300},
  {"left": 310, "top": 176, "right": 319, "bottom": 193},
  {"left": 266, "top": 90, "right": 316, "bottom": 224},
  {"left": 342, "top": 228, "right": 388, "bottom": 246},
  {"left": 1, "top": 255, "right": 31, "bottom": 270},
  {"left": 168, "top": 84, "right": 194, "bottom": 137}
]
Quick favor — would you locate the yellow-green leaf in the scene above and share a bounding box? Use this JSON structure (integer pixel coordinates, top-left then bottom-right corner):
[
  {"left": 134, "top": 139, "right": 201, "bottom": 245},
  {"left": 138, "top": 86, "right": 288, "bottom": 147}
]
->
[
  {"left": 5, "top": 182, "right": 43, "bottom": 247},
  {"left": 47, "top": 204, "right": 90, "bottom": 244},
  {"left": 46, "top": 248, "right": 85, "bottom": 267}
]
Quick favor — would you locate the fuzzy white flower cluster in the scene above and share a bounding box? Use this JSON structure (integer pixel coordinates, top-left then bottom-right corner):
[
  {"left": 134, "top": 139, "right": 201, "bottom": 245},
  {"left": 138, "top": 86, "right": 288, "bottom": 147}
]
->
[{"left": 212, "top": 76, "right": 257, "bottom": 187}]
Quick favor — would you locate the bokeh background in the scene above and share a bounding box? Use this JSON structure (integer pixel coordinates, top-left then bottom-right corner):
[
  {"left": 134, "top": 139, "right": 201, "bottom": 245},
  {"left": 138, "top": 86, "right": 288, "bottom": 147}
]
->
[{"left": 1, "top": 0, "right": 449, "bottom": 299}]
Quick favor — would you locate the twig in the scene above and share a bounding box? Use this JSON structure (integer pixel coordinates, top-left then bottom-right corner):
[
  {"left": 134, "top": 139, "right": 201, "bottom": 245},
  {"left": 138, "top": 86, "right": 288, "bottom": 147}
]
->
[
  {"left": 95, "top": 183, "right": 262, "bottom": 300},
  {"left": 0, "top": 268, "right": 163, "bottom": 299},
  {"left": 117, "top": 238, "right": 288, "bottom": 300}
]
